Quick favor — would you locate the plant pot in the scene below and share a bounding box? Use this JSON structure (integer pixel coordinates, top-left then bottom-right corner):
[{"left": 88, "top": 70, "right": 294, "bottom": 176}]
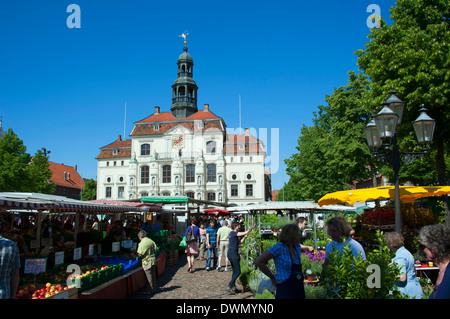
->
[{"left": 307, "top": 275, "right": 314, "bottom": 282}]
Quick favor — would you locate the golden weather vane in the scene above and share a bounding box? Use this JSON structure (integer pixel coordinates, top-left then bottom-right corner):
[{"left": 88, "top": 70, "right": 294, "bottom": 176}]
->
[{"left": 179, "top": 31, "right": 189, "bottom": 45}]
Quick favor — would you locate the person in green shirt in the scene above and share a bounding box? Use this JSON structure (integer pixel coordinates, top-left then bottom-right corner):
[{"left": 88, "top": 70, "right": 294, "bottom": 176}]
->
[{"left": 137, "top": 230, "right": 158, "bottom": 294}]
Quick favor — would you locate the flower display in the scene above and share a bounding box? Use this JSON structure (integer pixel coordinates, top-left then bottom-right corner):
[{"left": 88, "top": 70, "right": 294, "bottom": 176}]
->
[
  {"left": 302, "top": 250, "right": 325, "bottom": 264},
  {"left": 361, "top": 206, "right": 395, "bottom": 226}
]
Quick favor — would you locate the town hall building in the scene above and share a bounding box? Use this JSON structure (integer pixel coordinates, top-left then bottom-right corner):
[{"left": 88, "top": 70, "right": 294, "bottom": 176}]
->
[{"left": 96, "top": 40, "right": 270, "bottom": 206}]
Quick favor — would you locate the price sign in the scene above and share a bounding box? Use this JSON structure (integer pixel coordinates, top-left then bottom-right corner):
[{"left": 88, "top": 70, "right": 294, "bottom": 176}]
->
[
  {"left": 42, "top": 238, "right": 53, "bottom": 247},
  {"left": 54, "top": 251, "right": 65, "bottom": 265},
  {"left": 30, "top": 240, "right": 40, "bottom": 249},
  {"left": 122, "top": 240, "right": 133, "bottom": 249},
  {"left": 24, "top": 258, "right": 47, "bottom": 274},
  {"left": 112, "top": 241, "right": 120, "bottom": 252},
  {"left": 88, "top": 244, "right": 95, "bottom": 256},
  {"left": 73, "top": 247, "right": 82, "bottom": 260}
]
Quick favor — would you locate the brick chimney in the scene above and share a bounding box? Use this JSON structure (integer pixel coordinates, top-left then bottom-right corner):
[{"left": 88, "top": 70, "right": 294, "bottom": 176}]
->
[
  {"left": 155, "top": 106, "right": 160, "bottom": 114},
  {"left": 204, "top": 104, "right": 209, "bottom": 112},
  {"left": 118, "top": 135, "right": 122, "bottom": 141}
]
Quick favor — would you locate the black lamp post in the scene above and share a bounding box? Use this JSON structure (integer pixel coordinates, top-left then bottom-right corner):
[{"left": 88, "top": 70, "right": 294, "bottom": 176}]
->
[{"left": 364, "top": 88, "right": 436, "bottom": 234}]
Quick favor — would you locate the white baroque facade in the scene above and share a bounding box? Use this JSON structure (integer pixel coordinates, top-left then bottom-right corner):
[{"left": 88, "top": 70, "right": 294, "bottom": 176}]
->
[{"left": 96, "top": 43, "right": 270, "bottom": 206}]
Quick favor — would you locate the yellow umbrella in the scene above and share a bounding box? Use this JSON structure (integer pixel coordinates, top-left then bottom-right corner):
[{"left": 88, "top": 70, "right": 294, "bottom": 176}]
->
[{"left": 318, "top": 186, "right": 450, "bottom": 206}]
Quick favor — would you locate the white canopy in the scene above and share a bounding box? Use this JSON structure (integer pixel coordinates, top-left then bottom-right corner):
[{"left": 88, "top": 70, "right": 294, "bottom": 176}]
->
[{"left": 226, "top": 201, "right": 357, "bottom": 213}]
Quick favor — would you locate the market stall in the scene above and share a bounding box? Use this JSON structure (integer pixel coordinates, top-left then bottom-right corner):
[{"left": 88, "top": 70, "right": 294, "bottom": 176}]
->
[{"left": 0, "top": 192, "right": 161, "bottom": 299}]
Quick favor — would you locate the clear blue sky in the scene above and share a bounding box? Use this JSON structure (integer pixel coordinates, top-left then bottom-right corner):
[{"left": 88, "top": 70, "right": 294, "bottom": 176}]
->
[{"left": 0, "top": 0, "right": 395, "bottom": 192}]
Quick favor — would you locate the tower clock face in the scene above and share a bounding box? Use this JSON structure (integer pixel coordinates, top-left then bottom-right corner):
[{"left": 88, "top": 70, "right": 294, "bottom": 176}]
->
[{"left": 172, "top": 135, "right": 184, "bottom": 148}]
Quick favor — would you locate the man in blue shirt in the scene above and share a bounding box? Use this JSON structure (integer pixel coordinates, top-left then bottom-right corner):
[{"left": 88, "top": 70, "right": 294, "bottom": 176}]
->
[
  {"left": 206, "top": 219, "right": 218, "bottom": 270},
  {"left": 0, "top": 220, "right": 20, "bottom": 299}
]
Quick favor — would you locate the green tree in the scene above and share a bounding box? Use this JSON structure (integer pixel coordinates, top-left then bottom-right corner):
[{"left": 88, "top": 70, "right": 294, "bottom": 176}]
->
[
  {"left": 26, "top": 149, "right": 55, "bottom": 194},
  {"left": 0, "top": 129, "right": 54, "bottom": 193},
  {"left": 282, "top": 72, "right": 377, "bottom": 201},
  {"left": 356, "top": 0, "right": 450, "bottom": 187},
  {"left": 0, "top": 129, "right": 32, "bottom": 192},
  {"left": 82, "top": 178, "right": 97, "bottom": 201}
]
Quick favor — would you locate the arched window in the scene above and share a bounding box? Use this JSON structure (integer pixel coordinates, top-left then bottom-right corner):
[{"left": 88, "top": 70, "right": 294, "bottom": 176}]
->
[
  {"left": 162, "top": 165, "right": 171, "bottom": 183},
  {"left": 206, "top": 141, "right": 216, "bottom": 154},
  {"left": 141, "top": 143, "right": 150, "bottom": 156},
  {"left": 207, "top": 164, "right": 216, "bottom": 182},
  {"left": 141, "top": 166, "right": 149, "bottom": 184}
]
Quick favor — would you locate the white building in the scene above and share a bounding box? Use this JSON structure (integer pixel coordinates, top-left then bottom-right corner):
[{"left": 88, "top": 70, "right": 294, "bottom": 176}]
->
[{"left": 96, "top": 42, "right": 270, "bottom": 206}]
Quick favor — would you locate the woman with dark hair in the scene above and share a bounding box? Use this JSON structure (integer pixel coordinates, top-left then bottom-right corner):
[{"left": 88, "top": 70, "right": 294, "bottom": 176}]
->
[
  {"left": 255, "top": 223, "right": 305, "bottom": 299},
  {"left": 384, "top": 232, "right": 423, "bottom": 299},
  {"left": 419, "top": 224, "right": 450, "bottom": 299},
  {"left": 185, "top": 217, "right": 200, "bottom": 273}
]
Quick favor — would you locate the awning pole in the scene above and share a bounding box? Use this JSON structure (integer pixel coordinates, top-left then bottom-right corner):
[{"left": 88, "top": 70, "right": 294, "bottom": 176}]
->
[{"left": 313, "top": 209, "right": 317, "bottom": 252}]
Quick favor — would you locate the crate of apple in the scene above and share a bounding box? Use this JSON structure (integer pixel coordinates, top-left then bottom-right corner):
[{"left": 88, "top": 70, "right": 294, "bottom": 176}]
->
[{"left": 16, "top": 283, "right": 69, "bottom": 299}]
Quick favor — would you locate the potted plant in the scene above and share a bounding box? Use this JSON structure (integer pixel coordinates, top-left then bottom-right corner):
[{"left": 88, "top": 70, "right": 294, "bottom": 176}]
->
[
  {"left": 306, "top": 269, "right": 314, "bottom": 282},
  {"left": 309, "top": 261, "right": 322, "bottom": 281}
]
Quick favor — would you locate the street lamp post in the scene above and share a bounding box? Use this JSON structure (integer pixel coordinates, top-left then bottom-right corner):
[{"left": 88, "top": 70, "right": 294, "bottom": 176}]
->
[{"left": 364, "top": 88, "right": 436, "bottom": 234}]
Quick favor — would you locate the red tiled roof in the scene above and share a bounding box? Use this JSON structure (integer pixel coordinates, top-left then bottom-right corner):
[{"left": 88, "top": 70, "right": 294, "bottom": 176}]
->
[
  {"left": 100, "top": 135, "right": 132, "bottom": 149},
  {"left": 49, "top": 162, "right": 84, "bottom": 189},
  {"left": 131, "top": 117, "right": 225, "bottom": 136},
  {"left": 97, "top": 135, "right": 132, "bottom": 159},
  {"left": 272, "top": 190, "right": 280, "bottom": 201},
  {"left": 224, "top": 134, "right": 266, "bottom": 155},
  {"left": 134, "top": 109, "right": 222, "bottom": 124}
]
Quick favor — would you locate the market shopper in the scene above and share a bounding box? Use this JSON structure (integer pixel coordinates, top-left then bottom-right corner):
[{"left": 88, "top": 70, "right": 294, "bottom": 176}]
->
[
  {"left": 419, "top": 224, "right": 450, "bottom": 299},
  {"left": 137, "top": 230, "right": 158, "bottom": 295},
  {"left": 198, "top": 222, "right": 207, "bottom": 261},
  {"left": 255, "top": 223, "right": 306, "bottom": 299},
  {"left": 205, "top": 219, "right": 219, "bottom": 271},
  {"left": 384, "top": 232, "right": 423, "bottom": 299},
  {"left": 226, "top": 221, "right": 255, "bottom": 294},
  {"left": 185, "top": 217, "right": 200, "bottom": 273},
  {"left": 323, "top": 215, "right": 366, "bottom": 267},
  {"left": 296, "top": 217, "right": 314, "bottom": 252},
  {"left": 0, "top": 220, "right": 20, "bottom": 299},
  {"left": 217, "top": 220, "right": 232, "bottom": 271}
]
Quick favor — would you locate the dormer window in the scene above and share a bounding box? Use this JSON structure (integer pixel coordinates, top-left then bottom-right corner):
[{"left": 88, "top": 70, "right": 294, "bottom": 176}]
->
[
  {"left": 206, "top": 141, "right": 216, "bottom": 154},
  {"left": 153, "top": 124, "right": 160, "bottom": 131},
  {"left": 112, "top": 149, "right": 118, "bottom": 155},
  {"left": 141, "top": 143, "right": 150, "bottom": 156}
]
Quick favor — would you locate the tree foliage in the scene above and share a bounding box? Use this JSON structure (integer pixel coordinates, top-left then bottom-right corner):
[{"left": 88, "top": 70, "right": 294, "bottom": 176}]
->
[
  {"left": 356, "top": 0, "right": 450, "bottom": 186},
  {"left": 280, "top": 72, "right": 376, "bottom": 201},
  {"left": 82, "top": 178, "right": 97, "bottom": 201},
  {"left": 0, "top": 128, "right": 55, "bottom": 193}
]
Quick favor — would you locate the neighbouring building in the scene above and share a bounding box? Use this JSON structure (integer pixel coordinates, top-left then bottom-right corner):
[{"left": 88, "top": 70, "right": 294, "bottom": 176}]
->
[
  {"left": 96, "top": 42, "right": 270, "bottom": 206},
  {"left": 49, "top": 162, "right": 84, "bottom": 199}
]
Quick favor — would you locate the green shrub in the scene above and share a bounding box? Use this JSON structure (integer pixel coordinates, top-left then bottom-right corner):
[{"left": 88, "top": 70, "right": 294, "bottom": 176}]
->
[
  {"left": 320, "top": 230, "right": 403, "bottom": 299},
  {"left": 304, "top": 284, "right": 327, "bottom": 299},
  {"left": 254, "top": 290, "right": 275, "bottom": 299}
]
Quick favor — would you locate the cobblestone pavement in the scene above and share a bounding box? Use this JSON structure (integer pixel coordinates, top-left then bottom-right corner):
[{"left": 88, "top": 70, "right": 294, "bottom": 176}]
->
[{"left": 128, "top": 253, "right": 254, "bottom": 300}]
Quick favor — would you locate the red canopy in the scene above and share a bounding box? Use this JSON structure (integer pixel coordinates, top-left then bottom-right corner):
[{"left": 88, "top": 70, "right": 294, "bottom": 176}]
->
[{"left": 203, "top": 209, "right": 231, "bottom": 216}]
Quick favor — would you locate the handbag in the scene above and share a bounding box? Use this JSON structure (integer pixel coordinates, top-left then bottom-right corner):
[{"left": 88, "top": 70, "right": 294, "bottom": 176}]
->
[{"left": 186, "top": 226, "right": 196, "bottom": 243}]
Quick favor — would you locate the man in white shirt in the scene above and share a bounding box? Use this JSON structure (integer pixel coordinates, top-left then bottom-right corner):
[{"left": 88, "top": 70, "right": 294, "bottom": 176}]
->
[{"left": 216, "top": 220, "right": 232, "bottom": 271}]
